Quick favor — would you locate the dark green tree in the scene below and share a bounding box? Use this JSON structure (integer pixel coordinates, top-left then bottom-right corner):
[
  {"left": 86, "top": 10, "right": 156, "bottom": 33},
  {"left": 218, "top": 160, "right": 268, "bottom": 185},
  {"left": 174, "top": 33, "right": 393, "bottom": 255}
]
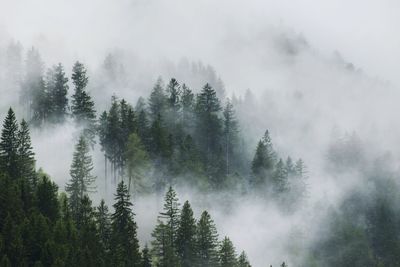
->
[
  {"left": 65, "top": 135, "right": 96, "bottom": 219},
  {"left": 222, "top": 99, "right": 239, "bottom": 177},
  {"left": 237, "top": 251, "right": 251, "bottom": 267},
  {"left": 0, "top": 108, "right": 19, "bottom": 179},
  {"left": 17, "top": 119, "right": 36, "bottom": 188},
  {"left": 219, "top": 236, "right": 237, "bottom": 267},
  {"left": 197, "top": 211, "right": 219, "bottom": 267},
  {"left": 110, "top": 181, "right": 141, "bottom": 266},
  {"left": 176, "top": 201, "right": 197, "bottom": 267},
  {"left": 48, "top": 63, "right": 69, "bottom": 123},
  {"left": 148, "top": 77, "right": 167, "bottom": 122}
]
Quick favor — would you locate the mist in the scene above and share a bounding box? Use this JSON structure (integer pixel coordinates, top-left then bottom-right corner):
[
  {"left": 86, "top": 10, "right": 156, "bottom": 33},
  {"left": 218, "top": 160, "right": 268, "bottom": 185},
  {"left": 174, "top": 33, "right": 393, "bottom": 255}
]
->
[{"left": 1, "top": 0, "right": 400, "bottom": 266}]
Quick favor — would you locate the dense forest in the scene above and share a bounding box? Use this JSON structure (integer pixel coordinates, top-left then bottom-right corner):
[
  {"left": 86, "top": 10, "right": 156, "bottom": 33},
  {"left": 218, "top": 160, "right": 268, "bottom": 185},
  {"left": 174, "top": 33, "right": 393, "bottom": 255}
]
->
[
  {"left": 0, "top": 47, "right": 307, "bottom": 266},
  {"left": 2, "top": 2, "right": 400, "bottom": 265}
]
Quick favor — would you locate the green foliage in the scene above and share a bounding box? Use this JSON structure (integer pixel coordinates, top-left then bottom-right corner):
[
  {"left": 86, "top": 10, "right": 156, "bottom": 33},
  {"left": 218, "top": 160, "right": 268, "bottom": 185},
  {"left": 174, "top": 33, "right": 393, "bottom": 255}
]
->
[
  {"left": 197, "top": 211, "right": 219, "bottom": 267},
  {"left": 66, "top": 135, "right": 96, "bottom": 219},
  {"left": 219, "top": 236, "right": 237, "bottom": 267}
]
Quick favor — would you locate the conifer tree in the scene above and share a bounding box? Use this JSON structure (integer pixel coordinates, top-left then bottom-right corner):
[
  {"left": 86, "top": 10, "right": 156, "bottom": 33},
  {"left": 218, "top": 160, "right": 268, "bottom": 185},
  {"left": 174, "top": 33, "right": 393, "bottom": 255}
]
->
[
  {"left": 273, "top": 159, "right": 289, "bottom": 194},
  {"left": 0, "top": 108, "right": 19, "bottom": 179},
  {"left": 17, "top": 119, "right": 36, "bottom": 188},
  {"left": 176, "top": 200, "right": 197, "bottom": 267},
  {"left": 166, "top": 78, "right": 181, "bottom": 127},
  {"left": 65, "top": 135, "right": 96, "bottom": 219},
  {"left": 111, "top": 181, "right": 141, "bottom": 266},
  {"left": 148, "top": 77, "right": 167, "bottom": 122},
  {"left": 95, "top": 199, "right": 112, "bottom": 257},
  {"left": 219, "top": 236, "right": 237, "bottom": 267},
  {"left": 71, "top": 61, "right": 96, "bottom": 144},
  {"left": 180, "top": 84, "right": 194, "bottom": 130},
  {"left": 237, "top": 251, "right": 252, "bottom": 267},
  {"left": 197, "top": 211, "right": 219, "bottom": 267},
  {"left": 35, "top": 175, "right": 59, "bottom": 222},
  {"left": 141, "top": 245, "right": 152, "bottom": 267},
  {"left": 125, "top": 133, "right": 149, "bottom": 193},
  {"left": 48, "top": 63, "right": 69, "bottom": 123},
  {"left": 222, "top": 99, "right": 239, "bottom": 176},
  {"left": 151, "top": 186, "right": 180, "bottom": 266},
  {"left": 251, "top": 130, "right": 276, "bottom": 188}
]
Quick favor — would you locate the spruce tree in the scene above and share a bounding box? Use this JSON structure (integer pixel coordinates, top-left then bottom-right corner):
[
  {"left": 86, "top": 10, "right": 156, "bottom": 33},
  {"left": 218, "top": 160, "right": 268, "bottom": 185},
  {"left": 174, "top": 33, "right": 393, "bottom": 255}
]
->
[
  {"left": 125, "top": 133, "right": 149, "bottom": 193},
  {"left": 219, "top": 236, "right": 237, "bottom": 267},
  {"left": 95, "top": 199, "right": 112, "bottom": 258},
  {"left": 141, "top": 245, "right": 152, "bottom": 267},
  {"left": 251, "top": 130, "right": 276, "bottom": 188},
  {"left": 151, "top": 186, "right": 180, "bottom": 266},
  {"left": 65, "top": 135, "right": 96, "bottom": 219},
  {"left": 48, "top": 63, "right": 69, "bottom": 123},
  {"left": 17, "top": 119, "right": 36, "bottom": 188},
  {"left": 180, "top": 84, "right": 194, "bottom": 131},
  {"left": 273, "top": 159, "right": 289, "bottom": 194},
  {"left": 71, "top": 61, "right": 96, "bottom": 144},
  {"left": 176, "top": 200, "right": 197, "bottom": 267},
  {"left": 35, "top": 175, "right": 59, "bottom": 222},
  {"left": 222, "top": 99, "right": 239, "bottom": 177},
  {"left": 0, "top": 108, "right": 19, "bottom": 179},
  {"left": 197, "top": 211, "right": 219, "bottom": 267},
  {"left": 237, "top": 251, "right": 252, "bottom": 267},
  {"left": 111, "top": 181, "right": 141, "bottom": 266},
  {"left": 148, "top": 77, "right": 167, "bottom": 122}
]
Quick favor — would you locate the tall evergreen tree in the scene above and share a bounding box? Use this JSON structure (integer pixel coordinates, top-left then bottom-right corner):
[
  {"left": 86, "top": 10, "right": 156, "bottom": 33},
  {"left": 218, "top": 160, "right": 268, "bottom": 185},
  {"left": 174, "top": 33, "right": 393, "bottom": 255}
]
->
[
  {"left": 180, "top": 84, "right": 194, "bottom": 131},
  {"left": 237, "top": 251, "right": 252, "bottom": 267},
  {"left": 95, "top": 199, "right": 112, "bottom": 259},
  {"left": 219, "top": 236, "right": 237, "bottom": 267},
  {"left": 65, "top": 135, "right": 96, "bottom": 219},
  {"left": 148, "top": 77, "right": 167, "bottom": 122},
  {"left": 151, "top": 186, "right": 180, "bottom": 266},
  {"left": 197, "top": 211, "right": 219, "bottom": 267},
  {"left": 48, "top": 63, "right": 69, "bottom": 123},
  {"left": 111, "top": 181, "right": 141, "bottom": 266},
  {"left": 176, "top": 201, "right": 197, "bottom": 267},
  {"left": 0, "top": 108, "right": 19, "bottom": 179},
  {"left": 251, "top": 130, "right": 276, "bottom": 188},
  {"left": 71, "top": 61, "right": 96, "bottom": 144},
  {"left": 17, "top": 119, "right": 36, "bottom": 188},
  {"left": 141, "top": 245, "right": 152, "bottom": 267},
  {"left": 222, "top": 99, "right": 239, "bottom": 176}
]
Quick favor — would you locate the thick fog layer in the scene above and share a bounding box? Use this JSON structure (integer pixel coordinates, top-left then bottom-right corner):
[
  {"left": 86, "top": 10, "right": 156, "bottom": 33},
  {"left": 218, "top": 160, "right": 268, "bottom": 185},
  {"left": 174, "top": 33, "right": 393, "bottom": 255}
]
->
[{"left": 1, "top": 1, "right": 400, "bottom": 266}]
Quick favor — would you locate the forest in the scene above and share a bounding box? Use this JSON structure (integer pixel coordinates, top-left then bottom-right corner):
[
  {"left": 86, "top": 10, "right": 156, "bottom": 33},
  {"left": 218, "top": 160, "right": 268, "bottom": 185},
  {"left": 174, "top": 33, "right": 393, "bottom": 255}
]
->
[{"left": 2, "top": 1, "right": 400, "bottom": 266}]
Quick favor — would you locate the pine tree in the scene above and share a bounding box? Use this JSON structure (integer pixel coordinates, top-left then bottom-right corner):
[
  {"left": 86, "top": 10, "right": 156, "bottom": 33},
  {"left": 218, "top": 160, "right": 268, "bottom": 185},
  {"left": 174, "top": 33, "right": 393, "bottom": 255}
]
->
[
  {"left": 273, "top": 159, "right": 289, "bottom": 194},
  {"left": 65, "top": 135, "right": 96, "bottom": 219},
  {"left": 125, "top": 133, "right": 149, "bottom": 193},
  {"left": 71, "top": 61, "right": 96, "bottom": 144},
  {"left": 95, "top": 199, "right": 112, "bottom": 257},
  {"left": 180, "top": 84, "right": 194, "bottom": 131},
  {"left": 76, "top": 195, "right": 102, "bottom": 266},
  {"left": 17, "top": 119, "right": 36, "bottom": 188},
  {"left": 148, "top": 77, "right": 167, "bottom": 122},
  {"left": 151, "top": 186, "right": 180, "bottom": 266},
  {"left": 0, "top": 108, "right": 19, "bottom": 179},
  {"left": 141, "top": 245, "right": 152, "bottom": 267},
  {"left": 197, "top": 211, "right": 219, "bottom": 267},
  {"left": 35, "top": 175, "right": 59, "bottom": 222},
  {"left": 222, "top": 99, "right": 239, "bottom": 176},
  {"left": 48, "top": 63, "right": 69, "bottom": 123},
  {"left": 219, "top": 236, "right": 237, "bottom": 267},
  {"left": 237, "top": 251, "right": 251, "bottom": 267},
  {"left": 166, "top": 78, "right": 181, "bottom": 127},
  {"left": 111, "top": 181, "right": 141, "bottom": 266},
  {"left": 176, "top": 201, "right": 197, "bottom": 267},
  {"left": 251, "top": 130, "right": 276, "bottom": 188}
]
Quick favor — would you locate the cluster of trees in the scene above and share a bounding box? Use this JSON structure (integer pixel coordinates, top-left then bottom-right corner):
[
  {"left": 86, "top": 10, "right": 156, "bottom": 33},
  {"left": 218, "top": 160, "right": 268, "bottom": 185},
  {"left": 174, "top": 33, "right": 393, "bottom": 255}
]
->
[
  {"left": 98, "top": 77, "right": 245, "bottom": 192},
  {"left": 251, "top": 131, "right": 308, "bottom": 209},
  {"left": 97, "top": 76, "right": 308, "bottom": 206},
  {"left": 19, "top": 48, "right": 96, "bottom": 135},
  {"left": 0, "top": 108, "right": 252, "bottom": 266}
]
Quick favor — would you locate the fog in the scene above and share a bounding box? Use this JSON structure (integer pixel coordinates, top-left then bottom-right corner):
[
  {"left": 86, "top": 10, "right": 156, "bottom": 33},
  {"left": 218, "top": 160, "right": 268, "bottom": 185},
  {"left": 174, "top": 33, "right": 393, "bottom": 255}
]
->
[{"left": 1, "top": 0, "right": 400, "bottom": 266}]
